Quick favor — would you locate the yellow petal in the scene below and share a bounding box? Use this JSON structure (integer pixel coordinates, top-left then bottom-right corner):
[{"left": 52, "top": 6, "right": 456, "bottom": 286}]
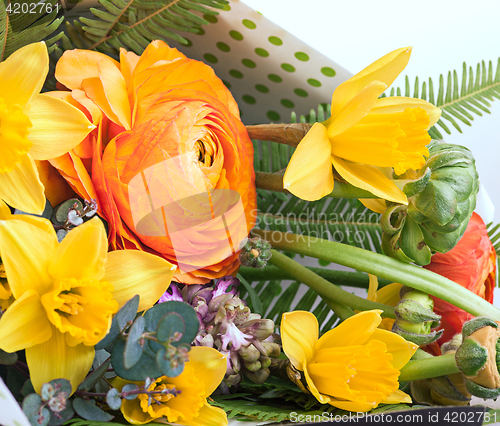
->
[
  {"left": 0, "top": 42, "right": 48, "bottom": 108},
  {"left": 180, "top": 402, "right": 228, "bottom": 426},
  {"left": 331, "top": 155, "right": 408, "bottom": 204},
  {"left": 98, "top": 60, "right": 131, "bottom": 130},
  {"left": 376, "top": 282, "right": 403, "bottom": 307},
  {"left": 367, "top": 274, "right": 378, "bottom": 302},
  {"left": 367, "top": 328, "right": 418, "bottom": 370},
  {"left": 303, "top": 363, "right": 331, "bottom": 404},
  {"left": 26, "top": 94, "right": 95, "bottom": 160},
  {"left": 0, "top": 200, "right": 11, "bottom": 219},
  {"left": 49, "top": 217, "right": 107, "bottom": 281},
  {"left": 331, "top": 47, "right": 411, "bottom": 116},
  {"left": 104, "top": 250, "right": 176, "bottom": 312},
  {"left": 328, "top": 81, "right": 387, "bottom": 138},
  {"left": 283, "top": 123, "right": 333, "bottom": 201},
  {"left": 281, "top": 311, "right": 318, "bottom": 370},
  {"left": 327, "top": 398, "right": 377, "bottom": 412},
  {"left": 121, "top": 398, "right": 153, "bottom": 425},
  {"left": 0, "top": 289, "right": 52, "bottom": 352},
  {"left": 0, "top": 154, "right": 46, "bottom": 214},
  {"left": 371, "top": 96, "right": 442, "bottom": 129},
  {"left": 120, "top": 48, "right": 140, "bottom": 89},
  {"left": 82, "top": 77, "right": 122, "bottom": 127},
  {"left": 0, "top": 218, "right": 57, "bottom": 297},
  {"left": 316, "top": 310, "right": 382, "bottom": 350},
  {"left": 26, "top": 324, "right": 95, "bottom": 394},
  {"left": 381, "top": 388, "right": 413, "bottom": 404},
  {"left": 187, "top": 347, "right": 226, "bottom": 397},
  {"left": 359, "top": 198, "right": 387, "bottom": 214}
]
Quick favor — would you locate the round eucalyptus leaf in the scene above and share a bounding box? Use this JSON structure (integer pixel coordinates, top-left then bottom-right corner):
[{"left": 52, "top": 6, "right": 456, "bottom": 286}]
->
[
  {"left": 156, "top": 312, "right": 185, "bottom": 343},
  {"left": 54, "top": 198, "right": 83, "bottom": 223},
  {"left": 111, "top": 339, "right": 162, "bottom": 381},
  {"left": 156, "top": 347, "right": 185, "bottom": 378},
  {"left": 47, "top": 401, "right": 74, "bottom": 426},
  {"left": 106, "top": 388, "right": 122, "bottom": 410},
  {"left": 122, "top": 383, "right": 140, "bottom": 400},
  {"left": 124, "top": 316, "right": 145, "bottom": 369},
  {"left": 0, "top": 348, "right": 18, "bottom": 365},
  {"left": 72, "top": 398, "right": 114, "bottom": 421},
  {"left": 48, "top": 378, "right": 72, "bottom": 397}
]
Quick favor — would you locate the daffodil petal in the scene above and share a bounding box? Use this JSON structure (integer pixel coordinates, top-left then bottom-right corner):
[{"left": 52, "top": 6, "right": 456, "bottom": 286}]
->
[
  {"left": 331, "top": 155, "right": 408, "bottom": 205},
  {"left": 283, "top": 123, "right": 333, "bottom": 201},
  {"left": 26, "top": 94, "right": 95, "bottom": 160},
  {"left": 359, "top": 198, "right": 387, "bottom": 214},
  {"left": 281, "top": 311, "right": 318, "bottom": 370},
  {"left": 303, "top": 363, "right": 331, "bottom": 404},
  {"left": 367, "top": 329, "right": 418, "bottom": 370},
  {"left": 0, "top": 42, "right": 48, "bottom": 108},
  {"left": 0, "top": 200, "right": 11, "bottom": 219},
  {"left": 371, "top": 96, "right": 442, "bottom": 129},
  {"left": 0, "top": 154, "right": 46, "bottom": 214},
  {"left": 381, "top": 388, "right": 413, "bottom": 404},
  {"left": 187, "top": 347, "right": 226, "bottom": 397},
  {"left": 0, "top": 289, "right": 52, "bottom": 353},
  {"left": 0, "top": 217, "right": 57, "bottom": 297},
  {"left": 49, "top": 217, "right": 107, "bottom": 281},
  {"left": 104, "top": 250, "right": 176, "bottom": 312},
  {"left": 327, "top": 398, "right": 378, "bottom": 412},
  {"left": 55, "top": 49, "right": 120, "bottom": 90},
  {"left": 180, "top": 402, "right": 228, "bottom": 426},
  {"left": 328, "top": 81, "right": 387, "bottom": 138},
  {"left": 316, "top": 310, "right": 382, "bottom": 350},
  {"left": 26, "top": 324, "right": 95, "bottom": 394},
  {"left": 331, "top": 47, "right": 411, "bottom": 116},
  {"left": 98, "top": 60, "right": 131, "bottom": 130},
  {"left": 376, "top": 283, "right": 404, "bottom": 307},
  {"left": 121, "top": 398, "right": 153, "bottom": 425},
  {"left": 367, "top": 274, "right": 378, "bottom": 302}
]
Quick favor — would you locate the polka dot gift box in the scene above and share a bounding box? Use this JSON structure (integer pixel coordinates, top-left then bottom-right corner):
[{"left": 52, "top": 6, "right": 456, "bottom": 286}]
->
[{"left": 65, "top": 0, "right": 352, "bottom": 125}]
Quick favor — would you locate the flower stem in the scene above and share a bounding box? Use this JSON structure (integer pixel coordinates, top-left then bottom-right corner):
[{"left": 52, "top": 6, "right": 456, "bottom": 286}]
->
[
  {"left": 246, "top": 123, "right": 312, "bottom": 146},
  {"left": 238, "top": 266, "right": 392, "bottom": 289},
  {"left": 399, "top": 353, "right": 459, "bottom": 381},
  {"left": 252, "top": 229, "right": 500, "bottom": 320},
  {"left": 268, "top": 249, "right": 395, "bottom": 320},
  {"left": 255, "top": 172, "right": 377, "bottom": 198}
]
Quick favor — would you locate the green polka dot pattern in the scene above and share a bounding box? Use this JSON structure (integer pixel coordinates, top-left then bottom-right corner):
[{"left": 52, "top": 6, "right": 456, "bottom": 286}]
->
[
  {"left": 268, "top": 36, "right": 283, "bottom": 46},
  {"left": 295, "top": 52, "right": 309, "bottom": 61},
  {"left": 268, "top": 74, "right": 282, "bottom": 83},
  {"left": 203, "top": 53, "right": 218, "bottom": 64},
  {"left": 229, "top": 30, "right": 244, "bottom": 41},
  {"left": 242, "top": 19, "right": 256, "bottom": 29},
  {"left": 307, "top": 78, "right": 322, "bottom": 87},
  {"left": 204, "top": 14, "right": 218, "bottom": 24},
  {"left": 242, "top": 59, "right": 256, "bottom": 68},
  {"left": 255, "top": 84, "right": 269, "bottom": 93},
  {"left": 229, "top": 69, "right": 243, "bottom": 79},
  {"left": 255, "top": 48, "right": 269, "bottom": 57},
  {"left": 281, "top": 63, "right": 295, "bottom": 73},
  {"left": 216, "top": 42, "right": 230, "bottom": 52},
  {"left": 294, "top": 88, "right": 308, "bottom": 97},
  {"left": 196, "top": 28, "right": 205, "bottom": 36},
  {"left": 267, "top": 111, "right": 281, "bottom": 121},
  {"left": 242, "top": 95, "right": 256, "bottom": 104},
  {"left": 321, "top": 67, "right": 336, "bottom": 77},
  {"left": 280, "top": 99, "right": 295, "bottom": 108},
  {"left": 183, "top": 38, "right": 192, "bottom": 48}
]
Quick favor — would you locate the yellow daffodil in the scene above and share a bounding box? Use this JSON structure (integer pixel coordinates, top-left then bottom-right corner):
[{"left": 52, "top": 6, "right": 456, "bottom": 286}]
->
[
  {"left": 111, "top": 346, "right": 228, "bottom": 426},
  {"left": 283, "top": 47, "right": 441, "bottom": 203},
  {"left": 0, "top": 216, "right": 176, "bottom": 393},
  {"left": 0, "top": 42, "right": 94, "bottom": 214},
  {"left": 281, "top": 310, "right": 418, "bottom": 412},
  {"left": 367, "top": 274, "right": 403, "bottom": 331}
]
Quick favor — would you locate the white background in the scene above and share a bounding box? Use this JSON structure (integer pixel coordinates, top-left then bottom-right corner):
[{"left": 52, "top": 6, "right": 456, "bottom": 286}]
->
[{"left": 244, "top": 0, "right": 500, "bottom": 225}]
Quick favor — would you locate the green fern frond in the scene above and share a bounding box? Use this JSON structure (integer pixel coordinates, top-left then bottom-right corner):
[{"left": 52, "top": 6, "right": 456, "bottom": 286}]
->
[
  {"left": 60, "top": 0, "right": 227, "bottom": 56},
  {"left": 486, "top": 222, "right": 500, "bottom": 288},
  {"left": 386, "top": 59, "right": 500, "bottom": 137},
  {"left": 0, "top": 0, "right": 63, "bottom": 61}
]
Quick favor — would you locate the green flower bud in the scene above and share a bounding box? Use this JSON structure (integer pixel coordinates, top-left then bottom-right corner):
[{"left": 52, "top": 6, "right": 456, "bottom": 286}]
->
[
  {"left": 243, "top": 359, "right": 262, "bottom": 372},
  {"left": 239, "top": 237, "right": 272, "bottom": 268},
  {"left": 259, "top": 356, "right": 272, "bottom": 369},
  {"left": 262, "top": 341, "right": 281, "bottom": 358},
  {"left": 244, "top": 367, "right": 270, "bottom": 384},
  {"left": 240, "top": 319, "right": 275, "bottom": 341},
  {"left": 381, "top": 140, "right": 479, "bottom": 265},
  {"left": 238, "top": 344, "right": 261, "bottom": 362}
]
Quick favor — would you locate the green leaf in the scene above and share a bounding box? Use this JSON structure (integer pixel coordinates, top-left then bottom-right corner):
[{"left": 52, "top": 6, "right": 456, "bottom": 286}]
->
[
  {"left": 121, "top": 383, "right": 139, "bottom": 400},
  {"left": 53, "top": 198, "right": 83, "bottom": 223},
  {"left": 111, "top": 339, "right": 162, "bottom": 381},
  {"left": 78, "top": 358, "right": 111, "bottom": 392},
  {"left": 23, "top": 393, "right": 50, "bottom": 426},
  {"left": 47, "top": 400, "right": 74, "bottom": 426},
  {"left": 0, "top": 348, "right": 17, "bottom": 365},
  {"left": 236, "top": 273, "right": 263, "bottom": 315},
  {"left": 72, "top": 398, "right": 114, "bottom": 422},
  {"left": 156, "top": 312, "right": 185, "bottom": 343},
  {"left": 123, "top": 315, "right": 145, "bottom": 369},
  {"left": 106, "top": 388, "right": 122, "bottom": 410},
  {"left": 156, "top": 346, "right": 185, "bottom": 377}
]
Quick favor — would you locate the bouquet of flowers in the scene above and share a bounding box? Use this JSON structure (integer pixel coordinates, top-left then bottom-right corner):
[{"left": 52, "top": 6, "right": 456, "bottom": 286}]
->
[{"left": 0, "top": 1, "right": 499, "bottom": 425}]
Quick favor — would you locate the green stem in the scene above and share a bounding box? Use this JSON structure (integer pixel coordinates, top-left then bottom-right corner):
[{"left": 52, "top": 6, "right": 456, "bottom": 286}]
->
[
  {"left": 268, "top": 249, "right": 395, "bottom": 320},
  {"left": 238, "top": 266, "right": 392, "bottom": 289},
  {"left": 399, "top": 353, "right": 459, "bottom": 381},
  {"left": 255, "top": 172, "right": 378, "bottom": 199},
  {"left": 253, "top": 229, "right": 500, "bottom": 320}
]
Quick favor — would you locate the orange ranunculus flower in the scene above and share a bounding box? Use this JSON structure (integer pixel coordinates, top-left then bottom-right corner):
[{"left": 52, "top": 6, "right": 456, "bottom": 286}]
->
[
  {"left": 49, "top": 41, "right": 256, "bottom": 284},
  {"left": 425, "top": 212, "right": 496, "bottom": 344}
]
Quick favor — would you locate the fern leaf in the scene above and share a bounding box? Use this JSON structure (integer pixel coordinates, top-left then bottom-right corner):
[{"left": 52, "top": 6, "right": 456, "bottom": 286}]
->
[
  {"left": 391, "top": 58, "right": 500, "bottom": 136},
  {"left": 62, "top": 0, "right": 227, "bottom": 57},
  {"left": 0, "top": 0, "right": 63, "bottom": 61}
]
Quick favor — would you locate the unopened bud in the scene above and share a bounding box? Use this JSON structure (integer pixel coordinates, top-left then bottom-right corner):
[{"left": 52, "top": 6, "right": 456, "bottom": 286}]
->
[
  {"left": 240, "top": 319, "right": 274, "bottom": 341},
  {"left": 262, "top": 342, "right": 281, "bottom": 358},
  {"left": 239, "top": 344, "right": 261, "bottom": 362},
  {"left": 224, "top": 373, "right": 242, "bottom": 386},
  {"left": 244, "top": 367, "right": 270, "bottom": 384},
  {"left": 243, "top": 359, "right": 262, "bottom": 372},
  {"left": 239, "top": 237, "right": 272, "bottom": 268},
  {"left": 259, "top": 356, "right": 271, "bottom": 369}
]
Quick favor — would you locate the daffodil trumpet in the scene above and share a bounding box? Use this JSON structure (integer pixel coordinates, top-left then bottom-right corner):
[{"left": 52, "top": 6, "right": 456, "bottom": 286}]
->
[{"left": 251, "top": 229, "right": 500, "bottom": 321}]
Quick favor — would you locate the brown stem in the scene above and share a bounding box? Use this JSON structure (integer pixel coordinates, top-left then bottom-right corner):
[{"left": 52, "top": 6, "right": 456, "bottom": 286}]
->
[{"left": 246, "top": 123, "right": 312, "bottom": 146}]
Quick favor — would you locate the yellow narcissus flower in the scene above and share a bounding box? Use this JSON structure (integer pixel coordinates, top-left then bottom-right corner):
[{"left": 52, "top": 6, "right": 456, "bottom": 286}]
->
[
  {"left": 0, "top": 216, "right": 176, "bottom": 393},
  {"left": 283, "top": 47, "right": 441, "bottom": 204},
  {"left": 281, "top": 310, "right": 418, "bottom": 412},
  {"left": 112, "top": 346, "right": 227, "bottom": 426},
  {"left": 0, "top": 42, "right": 94, "bottom": 214},
  {"left": 367, "top": 274, "right": 403, "bottom": 331}
]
